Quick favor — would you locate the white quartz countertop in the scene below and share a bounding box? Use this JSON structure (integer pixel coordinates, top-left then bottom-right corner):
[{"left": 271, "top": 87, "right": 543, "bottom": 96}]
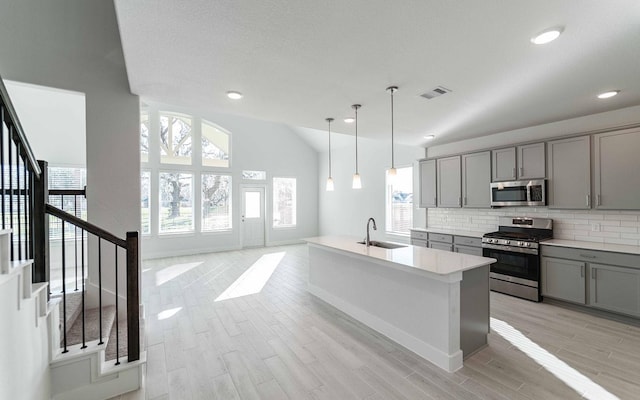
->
[
  {"left": 305, "top": 236, "right": 496, "bottom": 276},
  {"left": 410, "top": 227, "right": 486, "bottom": 239},
  {"left": 542, "top": 239, "right": 640, "bottom": 255}
]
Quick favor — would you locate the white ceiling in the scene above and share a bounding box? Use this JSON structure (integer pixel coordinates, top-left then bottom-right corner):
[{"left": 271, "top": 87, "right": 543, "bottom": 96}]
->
[{"left": 114, "top": 0, "right": 640, "bottom": 148}]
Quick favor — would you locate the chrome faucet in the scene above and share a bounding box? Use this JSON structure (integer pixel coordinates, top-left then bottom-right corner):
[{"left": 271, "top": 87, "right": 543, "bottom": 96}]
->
[{"left": 366, "top": 217, "right": 377, "bottom": 247}]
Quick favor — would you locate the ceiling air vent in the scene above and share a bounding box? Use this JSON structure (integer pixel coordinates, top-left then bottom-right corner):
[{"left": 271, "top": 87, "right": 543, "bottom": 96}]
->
[{"left": 420, "top": 86, "right": 452, "bottom": 100}]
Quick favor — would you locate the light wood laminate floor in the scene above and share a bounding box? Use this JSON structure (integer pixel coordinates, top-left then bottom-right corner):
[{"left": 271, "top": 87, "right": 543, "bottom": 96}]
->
[{"left": 116, "top": 244, "right": 640, "bottom": 400}]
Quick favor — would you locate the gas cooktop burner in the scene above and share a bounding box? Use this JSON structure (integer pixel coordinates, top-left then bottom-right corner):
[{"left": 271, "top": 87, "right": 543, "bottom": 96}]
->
[{"left": 483, "top": 232, "right": 541, "bottom": 242}]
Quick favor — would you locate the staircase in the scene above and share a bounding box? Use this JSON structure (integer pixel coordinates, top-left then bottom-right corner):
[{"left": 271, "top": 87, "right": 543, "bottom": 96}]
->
[{"left": 1, "top": 74, "right": 145, "bottom": 400}]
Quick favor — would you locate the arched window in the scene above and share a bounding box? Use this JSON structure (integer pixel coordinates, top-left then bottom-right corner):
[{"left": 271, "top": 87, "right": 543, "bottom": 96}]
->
[{"left": 201, "top": 119, "right": 230, "bottom": 168}]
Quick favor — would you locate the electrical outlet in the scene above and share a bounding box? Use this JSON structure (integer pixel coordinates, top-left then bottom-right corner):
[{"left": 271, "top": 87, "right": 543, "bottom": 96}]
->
[{"left": 591, "top": 223, "right": 601, "bottom": 232}]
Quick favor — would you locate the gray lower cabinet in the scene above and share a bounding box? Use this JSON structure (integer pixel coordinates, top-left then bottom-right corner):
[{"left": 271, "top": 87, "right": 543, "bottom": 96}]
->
[
  {"left": 589, "top": 263, "right": 640, "bottom": 317},
  {"left": 541, "top": 257, "right": 586, "bottom": 304},
  {"left": 429, "top": 232, "right": 453, "bottom": 251},
  {"left": 419, "top": 159, "right": 437, "bottom": 208},
  {"left": 411, "top": 239, "right": 428, "bottom": 247},
  {"left": 437, "top": 156, "right": 461, "bottom": 207},
  {"left": 547, "top": 135, "right": 591, "bottom": 209},
  {"left": 541, "top": 245, "right": 640, "bottom": 317},
  {"left": 454, "top": 244, "right": 483, "bottom": 256},
  {"left": 594, "top": 128, "right": 640, "bottom": 209},
  {"left": 462, "top": 151, "right": 491, "bottom": 208}
]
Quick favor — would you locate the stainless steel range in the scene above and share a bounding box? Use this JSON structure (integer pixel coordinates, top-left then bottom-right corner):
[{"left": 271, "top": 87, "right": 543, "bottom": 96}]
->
[{"left": 482, "top": 217, "right": 553, "bottom": 302}]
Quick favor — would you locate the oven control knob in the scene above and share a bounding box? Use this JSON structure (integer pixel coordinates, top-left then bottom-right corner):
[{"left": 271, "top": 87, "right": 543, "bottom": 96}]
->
[
  {"left": 505, "top": 240, "right": 511, "bottom": 245},
  {"left": 516, "top": 241, "right": 522, "bottom": 246},
  {"left": 525, "top": 242, "right": 531, "bottom": 247}
]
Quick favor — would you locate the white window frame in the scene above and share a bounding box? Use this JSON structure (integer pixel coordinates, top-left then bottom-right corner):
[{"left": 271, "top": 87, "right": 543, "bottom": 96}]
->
[
  {"left": 385, "top": 165, "right": 413, "bottom": 236},
  {"left": 272, "top": 177, "right": 297, "bottom": 229}
]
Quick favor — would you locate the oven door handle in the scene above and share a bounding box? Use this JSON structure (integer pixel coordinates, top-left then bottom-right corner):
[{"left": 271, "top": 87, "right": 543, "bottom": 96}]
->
[{"left": 482, "top": 243, "right": 539, "bottom": 255}]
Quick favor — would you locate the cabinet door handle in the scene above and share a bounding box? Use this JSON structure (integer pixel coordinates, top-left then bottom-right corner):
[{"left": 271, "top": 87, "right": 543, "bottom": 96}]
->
[
  {"left": 464, "top": 197, "right": 467, "bottom": 206},
  {"left": 586, "top": 194, "right": 590, "bottom": 207},
  {"left": 596, "top": 194, "right": 601, "bottom": 206},
  {"left": 519, "top": 167, "right": 524, "bottom": 177},
  {"left": 512, "top": 167, "right": 517, "bottom": 179},
  {"left": 581, "top": 265, "right": 584, "bottom": 278},
  {"left": 592, "top": 269, "right": 597, "bottom": 280},
  {"left": 433, "top": 197, "right": 437, "bottom": 206},
  {"left": 580, "top": 254, "right": 597, "bottom": 259},
  {"left": 458, "top": 197, "right": 462, "bottom": 206}
]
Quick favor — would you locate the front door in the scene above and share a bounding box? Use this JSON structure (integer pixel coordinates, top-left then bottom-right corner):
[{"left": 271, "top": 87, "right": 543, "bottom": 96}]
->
[{"left": 241, "top": 186, "right": 265, "bottom": 248}]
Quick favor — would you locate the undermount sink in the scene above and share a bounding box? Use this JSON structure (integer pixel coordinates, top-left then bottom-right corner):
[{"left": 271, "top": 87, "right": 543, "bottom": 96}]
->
[{"left": 357, "top": 240, "right": 407, "bottom": 249}]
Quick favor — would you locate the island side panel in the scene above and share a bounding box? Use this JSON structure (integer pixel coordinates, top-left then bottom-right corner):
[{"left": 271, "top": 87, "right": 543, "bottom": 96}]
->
[
  {"left": 460, "top": 265, "right": 490, "bottom": 358},
  {"left": 307, "top": 245, "right": 464, "bottom": 372}
]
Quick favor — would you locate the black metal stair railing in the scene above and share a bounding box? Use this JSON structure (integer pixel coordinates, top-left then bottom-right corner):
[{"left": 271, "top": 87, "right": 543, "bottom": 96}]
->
[{"left": 46, "top": 204, "right": 140, "bottom": 363}]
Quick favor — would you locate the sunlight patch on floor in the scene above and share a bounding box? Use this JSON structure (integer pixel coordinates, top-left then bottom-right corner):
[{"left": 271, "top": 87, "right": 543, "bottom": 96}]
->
[
  {"left": 215, "top": 252, "right": 285, "bottom": 302},
  {"left": 490, "top": 317, "right": 619, "bottom": 400},
  {"left": 155, "top": 261, "right": 203, "bottom": 286},
  {"left": 158, "top": 307, "right": 182, "bottom": 320}
]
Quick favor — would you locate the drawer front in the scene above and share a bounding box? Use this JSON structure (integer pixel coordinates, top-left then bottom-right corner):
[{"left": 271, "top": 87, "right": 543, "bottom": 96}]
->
[
  {"left": 541, "top": 245, "right": 640, "bottom": 269},
  {"left": 410, "top": 230, "right": 429, "bottom": 240},
  {"left": 454, "top": 245, "right": 483, "bottom": 256},
  {"left": 454, "top": 236, "right": 482, "bottom": 247},
  {"left": 428, "top": 233, "right": 453, "bottom": 243},
  {"left": 411, "top": 239, "right": 428, "bottom": 247},
  {"left": 430, "top": 242, "right": 453, "bottom": 252}
]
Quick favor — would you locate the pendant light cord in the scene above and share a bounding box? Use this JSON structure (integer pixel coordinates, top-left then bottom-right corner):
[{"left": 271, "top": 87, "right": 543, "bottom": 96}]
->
[
  {"left": 327, "top": 118, "right": 332, "bottom": 177},
  {"left": 391, "top": 89, "right": 394, "bottom": 169},
  {"left": 353, "top": 104, "right": 360, "bottom": 174}
]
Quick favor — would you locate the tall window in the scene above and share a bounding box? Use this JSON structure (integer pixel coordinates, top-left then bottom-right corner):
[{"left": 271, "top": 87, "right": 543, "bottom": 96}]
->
[
  {"left": 160, "top": 113, "right": 192, "bottom": 165},
  {"left": 159, "top": 172, "right": 193, "bottom": 233},
  {"left": 48, "top": 166, "right": 87, "bottom": 240},
  {"left": 273, "top": 177, "right": 296, "bottom": 228},
  {"left": 386, "top": 166, "right": 413, "bottom": 234},
  {"left": 202, "top": 174, "right": 232, "bottom": 231},
  {"left": 140, "top": 111, "right": 149, "bottom": 163},
  {"left": 202, "top": 120, "right": 230, "bottom": 168},
  {"left": 141, "top": 171, "right": 150, "bottom": 234}
]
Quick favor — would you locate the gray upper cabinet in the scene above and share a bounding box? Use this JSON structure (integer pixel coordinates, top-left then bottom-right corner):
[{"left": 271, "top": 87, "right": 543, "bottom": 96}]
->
[
  {"left": 517, "top": 142, "right": 546, "bottom": 180},
  {"left": 547, "top": 136, "right": 591, "bottom": 209},
  {"left": 594, "top": 128, "right": 640, "bottom": 209},
  {"left": 541, "top": 256, "right": 586, "bottom": 304},
  {"left": 419, "top": 159, "right": 437, "bottom": 208},
  {"left": 462, "top": 151, "right": 491, "bottom": 208},
  {"left": 589, "top": 263, "right": 640, "bottom": 317},
  {"left": 492, "top": 143, "right": 545, "bottom": 182},
  {"left": 437, "top": 156, "right": 461, "bottom": 207},
  {"left": 491, "top": 147, "right": 516, "bottom": 181}
]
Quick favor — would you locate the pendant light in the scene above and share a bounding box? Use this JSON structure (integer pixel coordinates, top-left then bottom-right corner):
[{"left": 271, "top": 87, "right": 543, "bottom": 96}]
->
[
  {"left": 387, "top": 86, "right": 398, "bottom": 178},
  {"left": 351, "top": 104, "right": 362, "bottom": 189},
  {"left": 325, "top": 117, "right": 335, "bottom": 191}
]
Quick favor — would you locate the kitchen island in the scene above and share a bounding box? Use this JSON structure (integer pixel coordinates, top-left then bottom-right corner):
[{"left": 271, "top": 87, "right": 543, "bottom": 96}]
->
[{"left": 305, "top": 236, "right": 496, "bottom": 372}]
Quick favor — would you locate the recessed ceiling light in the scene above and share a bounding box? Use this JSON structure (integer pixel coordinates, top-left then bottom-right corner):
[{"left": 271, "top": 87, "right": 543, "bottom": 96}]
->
[
  {"left": 226, "top": 91, "right": 243, "bottom": 100},
  {"left": 597, "top": 90, "right": 620, "bottom": 99},
  {"left": 424, "top": 135, "right": 435, "bottom": 140},
  {"left": 344, "top": 117, "right": 355, "bottom": 123},
  {"left": 530, "top": 27, "right": 563, "bottom": 45}
]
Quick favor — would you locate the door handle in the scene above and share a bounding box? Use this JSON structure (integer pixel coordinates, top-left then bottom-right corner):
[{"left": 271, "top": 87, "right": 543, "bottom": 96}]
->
[
  {"left": 580, "top": 254, "right": 597, "bottom": 259},
  {"left": 596, "top": 194, "right": 602, "bottom": 206},
  {"left": 519, "top": 167, "right": 524, "bottom": 177},
  {"left": 433, "top": 197, "right": 437, "bottom": 206},
  {"left": 458, "top": 197, "right": 462, "bottom": 206},
  {"left": 241, "top": 215, "right": 245, "bottom": 222},
  {"left": 586, "top": 194, "right": 590, "bottom": 207},
  {"left": 581, "top": 265, "right": 584, "bottom": 278},
  {"left": 464, "top": 197, "right": 467, "bottom": 206},
  {"left": 592, "top": 269, "right": 597, "bottom": 280},
  {"left": 512, "top": 167, "right": 517, "bottom": 179}
]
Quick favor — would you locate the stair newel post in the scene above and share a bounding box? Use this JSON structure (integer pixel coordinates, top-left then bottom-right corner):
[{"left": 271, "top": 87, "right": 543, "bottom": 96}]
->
[
  {"left": 32, "top": 160, "right": 49, "bottom": 286},
  {"left": 126, "top": 231, "right": 140, "bottom": 362}
]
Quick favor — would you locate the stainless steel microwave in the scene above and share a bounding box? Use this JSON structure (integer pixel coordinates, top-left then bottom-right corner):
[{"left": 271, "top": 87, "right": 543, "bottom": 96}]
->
[{"left": 490, "top": 180, "right": 546, "bottom": 207}]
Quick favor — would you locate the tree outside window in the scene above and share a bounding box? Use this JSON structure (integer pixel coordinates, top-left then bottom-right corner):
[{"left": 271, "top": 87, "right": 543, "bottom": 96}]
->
[
  {"left": 140, "top": 112, "right": 149, "bottom": 162},
  {"left": 141, "top": 171, "right": 150, "bottom": 234},
  {"left": 159, "top": 172, "right": 193, "bottom": 233},
  {"left": 273, "top": 177, "right": 296, "bottom": 228},
  {"left": 202, "top": 174, "right": 232, "bottom": 231},
  {"left": 160, "top": 113, "right": 192, "bottom": 165},
  {"left": 202, "top": 120, "right": 230, "bottom": 168}
]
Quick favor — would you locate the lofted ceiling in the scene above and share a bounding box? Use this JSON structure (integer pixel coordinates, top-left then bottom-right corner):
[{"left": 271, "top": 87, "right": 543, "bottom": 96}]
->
[{"left": 114, "top": 0, "right": 640, "bottom": 148}]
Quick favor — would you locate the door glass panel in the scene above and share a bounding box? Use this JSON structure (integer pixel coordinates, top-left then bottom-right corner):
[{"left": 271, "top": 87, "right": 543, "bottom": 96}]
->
[{"left": 245, "top": 191, "right": 261, "bottom": 218}]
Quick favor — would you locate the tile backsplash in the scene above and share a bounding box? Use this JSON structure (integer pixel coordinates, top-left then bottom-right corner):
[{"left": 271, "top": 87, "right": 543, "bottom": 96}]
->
[{"left": 427, "top": 208, "right": 640, "bottom": 246}]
